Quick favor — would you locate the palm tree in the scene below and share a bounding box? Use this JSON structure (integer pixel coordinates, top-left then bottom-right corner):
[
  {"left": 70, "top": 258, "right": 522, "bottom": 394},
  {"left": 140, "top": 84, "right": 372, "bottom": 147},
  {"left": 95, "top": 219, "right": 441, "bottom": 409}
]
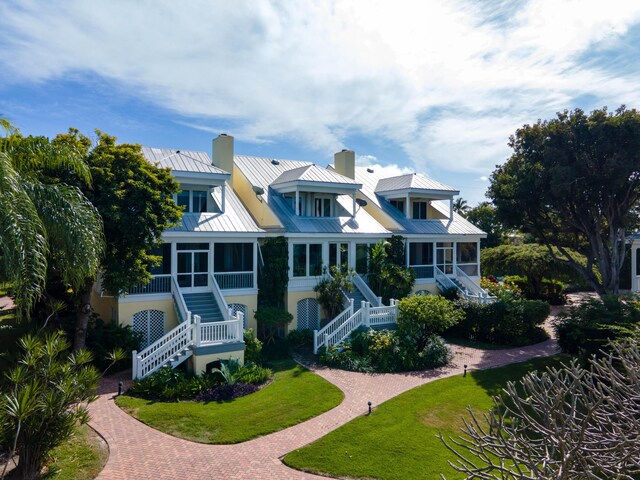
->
[
  {"left": 0, "top": 120, "right": 104, "bottom": 317},
  {"left": 453, "top": 197, "right": 471, "bottom": 216}
]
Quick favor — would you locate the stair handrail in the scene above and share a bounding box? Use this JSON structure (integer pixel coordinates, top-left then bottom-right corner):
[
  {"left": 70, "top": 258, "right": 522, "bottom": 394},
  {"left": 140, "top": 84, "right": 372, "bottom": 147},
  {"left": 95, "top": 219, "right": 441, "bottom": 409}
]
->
[
  {"left": 324, "top": 305, "right": 365, "bottom": 349},
  {"left": 435, "top": 266, "right": 466, "bottom": 297},
  {"left": 132, "top": 319, "right": 194, "bottom": 379},
  {"left": 351, "top": 273, "right": 382, "bottom": 307},
  {"left": 210, "top": 272, "right": 232, "bottom": 320},
  {"left": 454, "top": 266, "right": 496, "bottom": 303},
  {"left": 314, "top": 300, "right": 355, "bottom": 354},
  {"left": 171, "top": 275, "right": 191, "bottom": 324}
]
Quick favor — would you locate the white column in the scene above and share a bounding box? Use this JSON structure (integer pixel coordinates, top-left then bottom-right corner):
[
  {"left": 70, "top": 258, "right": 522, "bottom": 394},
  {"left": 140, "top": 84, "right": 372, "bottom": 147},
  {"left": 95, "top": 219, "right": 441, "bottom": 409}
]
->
[
  {"left": 352, "top": 193, "right": 357, "bottom": 217},
  {"left": 322, "top": 241, "right": 329, "bottom": 271},
  {"left": 449, "top": 199, "right": 453, "bottom": 219},
  {"left": 476, "top": 240, "right": 481, "bottom": 277},
  {"left": 295, "top": 190, "right": 300, "bottom": 215},
  {"left": 632, "top": 245, "right": 638, "bottom": 292},
  {"left": 405, "top": 194, "right": 410, "bottom": 218},
  {"left": 171, "top": 242, "right": 177, "bottom": 276},
  {"left": 452, "top": 242, "right": 457, "bottom": 275},
  {"left": 405, "top": 240, "right": 410, "bottom": 267},
  {"left": 252, "top": 242, "right": 258, "bottom": 289},
  {"left": 221, "top": 184, "right": 226, "bottom": 213}
]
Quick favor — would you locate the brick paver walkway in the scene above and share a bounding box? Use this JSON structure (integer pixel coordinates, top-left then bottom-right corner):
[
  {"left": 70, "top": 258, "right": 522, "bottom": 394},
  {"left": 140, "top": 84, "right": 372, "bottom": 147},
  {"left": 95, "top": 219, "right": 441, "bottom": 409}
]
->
[{"left": 89, "top": 338, "right": 559, "bottom": 480}]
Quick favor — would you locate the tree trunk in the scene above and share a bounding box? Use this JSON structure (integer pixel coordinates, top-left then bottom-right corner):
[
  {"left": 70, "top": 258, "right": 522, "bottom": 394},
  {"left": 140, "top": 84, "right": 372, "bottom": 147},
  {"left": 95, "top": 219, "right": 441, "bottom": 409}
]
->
[
  {"left": 74, "top": 280, "right": 94, "bottom": 351},
  {"left": 14, "top": 444, "right": 44, "bottom": 480}
]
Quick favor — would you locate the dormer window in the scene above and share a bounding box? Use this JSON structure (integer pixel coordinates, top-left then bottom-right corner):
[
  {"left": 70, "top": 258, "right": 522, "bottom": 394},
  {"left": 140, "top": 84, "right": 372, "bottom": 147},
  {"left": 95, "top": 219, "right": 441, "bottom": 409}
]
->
[
  {"left": 412, "top": 201, "right": 428, "bottom": 219},
  {"left": 176, "top": 189, "right": 209, "bottom": 213},
  {"left": 390, "top": 199, "right": 405, "bottom": 214},
  {"left": 314, "top": 196, "right": 332, "bottom": 217}
]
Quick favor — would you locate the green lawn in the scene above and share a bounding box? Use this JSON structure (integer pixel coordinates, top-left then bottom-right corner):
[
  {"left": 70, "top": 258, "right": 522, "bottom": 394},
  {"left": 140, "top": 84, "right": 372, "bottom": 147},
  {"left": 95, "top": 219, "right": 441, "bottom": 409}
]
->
[
  {"left": 44, "top": 424, "right": 108, "bottom": 480},
  {"left": 116, "top": 359, "right": 344, "bottom": 444},
  {"left": 284, "top": 355, "right": 567, "bottom": 480}
]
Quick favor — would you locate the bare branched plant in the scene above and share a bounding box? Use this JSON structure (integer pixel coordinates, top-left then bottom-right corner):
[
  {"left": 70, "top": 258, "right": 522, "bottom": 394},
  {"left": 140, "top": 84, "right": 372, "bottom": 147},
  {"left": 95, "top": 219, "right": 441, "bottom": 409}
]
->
[{"left": 439, "top": 337, "right": 640, "bottom": 480}]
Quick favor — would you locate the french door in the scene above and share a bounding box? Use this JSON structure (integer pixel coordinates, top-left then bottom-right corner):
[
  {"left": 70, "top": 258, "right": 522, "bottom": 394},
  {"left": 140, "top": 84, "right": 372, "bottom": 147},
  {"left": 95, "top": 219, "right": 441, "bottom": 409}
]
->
[
  {"left": 329, "top": 242, "right": 349, "bottom": 272},
  {"left": 177, "top": 243, "right": 209, "bottom": 291},
  {"left": 436, "top": 242, "right": 454, "bottom": 275}
]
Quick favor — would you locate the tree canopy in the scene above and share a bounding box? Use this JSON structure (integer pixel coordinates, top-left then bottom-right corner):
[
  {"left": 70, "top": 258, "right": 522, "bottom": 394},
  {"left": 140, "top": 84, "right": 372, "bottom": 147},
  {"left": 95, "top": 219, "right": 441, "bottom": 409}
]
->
[
  {"left": 465, "top": 201, "right": 507, "bottom": 248},
  {"left": 488, "top": 106, "right": 640, "bottom": 294}
]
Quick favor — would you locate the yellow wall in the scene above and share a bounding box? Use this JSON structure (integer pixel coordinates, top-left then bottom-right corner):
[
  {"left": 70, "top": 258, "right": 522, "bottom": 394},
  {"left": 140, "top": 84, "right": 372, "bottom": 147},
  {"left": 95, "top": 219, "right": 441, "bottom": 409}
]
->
[
  {"left": 90, "top": 290, "right": 118, "bottom": 323},
  {"left": 412, "top": 282, "right": 439, "bottom": 295},
  {"left": 191, "top": 349, "right": 244, "bottom": 375},
  {"left": 224, "top": 293, "right": 258, "bottom": 331},
  {"left": 427, "top": 203, "right": 447, "bottom": 219},
  {"left": 117, "top": 299, "right": 179, "bottom": 332},
  {"left": 233, "top": 166, "right": 282, "bottom": 228},
  {"left": 286, "top": 290, "right": 318, "bottom": 331},
  {"left": 362, "top": 199, "right": 401, "bottom": 230}
]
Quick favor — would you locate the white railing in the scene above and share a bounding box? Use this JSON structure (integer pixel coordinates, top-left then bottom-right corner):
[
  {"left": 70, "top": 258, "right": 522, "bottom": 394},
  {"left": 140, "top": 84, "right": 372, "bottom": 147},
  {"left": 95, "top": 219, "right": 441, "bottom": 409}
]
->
[
  {"left": 171, "top": 275, "right": 191, "bottom": 323},
  {"left": 352, "top": 273, "right": 382, "bottom": 307},
  {"left": 454, "top": 266, "right": 496, "bottom": 304},
  {"left": 457, "top": 263, "right": 479, "bottom": 276},
  {"left": 126, "top": 274, "right": 172, "bottom": 295},
  {"left": 313, "top": 301, "right": 354, "bottom": 353},
  {"left": 132, "top": 318, "right": 194, "bottom": 379},
  {"left": 435, "top": 266, "right": 464, "bottom": 295},
  {"left": 210, "top": 273, "right": 232, "bottom": 321},
  {"left": 313, "top": 299, "right": 399, "bottom": 354},
  {"left": 199, "top": 313, "right": 244, "bottom": 345},
  {"left": 369, "top": 301, "right": 399, "bottom": 326},
  {"left": 409, "top": 265, "right": 434, "bottom": 279},
  {"left": 213, "top": 271, "right": 254, "bottom": 290}
]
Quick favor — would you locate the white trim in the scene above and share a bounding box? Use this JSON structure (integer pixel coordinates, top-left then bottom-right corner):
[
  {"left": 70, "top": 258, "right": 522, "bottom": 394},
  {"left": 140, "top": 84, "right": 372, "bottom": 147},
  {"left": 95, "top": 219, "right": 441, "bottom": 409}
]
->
[
  {"left": 119, "top": 293, "right": 172, "bottom": 303},
  {"left": 222, "top": 288, "right": 259, "bottom": 296}
]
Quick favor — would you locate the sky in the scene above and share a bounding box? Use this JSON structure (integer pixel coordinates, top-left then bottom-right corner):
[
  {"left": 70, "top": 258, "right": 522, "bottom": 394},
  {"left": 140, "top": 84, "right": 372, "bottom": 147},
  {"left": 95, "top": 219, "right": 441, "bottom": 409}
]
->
[{"left": 2, "top": 0, "right": 640, "bottom": 205}]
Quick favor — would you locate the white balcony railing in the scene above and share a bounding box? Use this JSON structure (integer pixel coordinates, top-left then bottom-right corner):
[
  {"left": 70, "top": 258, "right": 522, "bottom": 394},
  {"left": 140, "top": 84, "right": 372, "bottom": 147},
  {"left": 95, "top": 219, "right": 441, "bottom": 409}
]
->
[
  {"left": 409, "top": 265, "right": 434, "bottom": 279},
  {"left": 213, "top": 271, "right": 254, "bottom": 289},
  {"left": 126, "top": 274, "right": 172, "bottom": 295}
]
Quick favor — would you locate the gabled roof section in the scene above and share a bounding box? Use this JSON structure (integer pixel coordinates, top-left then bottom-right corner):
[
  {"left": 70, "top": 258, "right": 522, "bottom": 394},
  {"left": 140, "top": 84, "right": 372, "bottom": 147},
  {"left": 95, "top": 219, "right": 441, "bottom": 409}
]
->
[
  {"left": 354, "top": 166, "right": 484, "bottom": 236},
  {"left": 375, "top": 173, "right": 458, "bottom": 195},
  {"left": 272, "top": 164, "right": 360, "bottom": 187},
  {"left": 167, "top": 181, "right": 264, "bottom": 235},
  {"left": 142, "top": 147, "right": 229, "bottom": 177}
]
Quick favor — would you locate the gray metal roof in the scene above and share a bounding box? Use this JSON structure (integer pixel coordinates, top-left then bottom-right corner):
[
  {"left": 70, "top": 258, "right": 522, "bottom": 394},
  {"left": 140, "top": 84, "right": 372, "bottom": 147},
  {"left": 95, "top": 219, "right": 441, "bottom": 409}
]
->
[
  {"left": 354, "top": 166, "right": 485, "bottom": 236},
  {"left": 168, "top": 182, "right": 264, "bottom": 234},
  {"left": 142, "top": 147, "right": 229, "bottom": 176},
  {"left": 234, "top": 155, "right": 388, "bottom": 235},
  {"left": 272, "top": 164, "right": 360, "bottom": 186},
  {"left": 375, "top": 173, "right": 457, "bottom": 194}
]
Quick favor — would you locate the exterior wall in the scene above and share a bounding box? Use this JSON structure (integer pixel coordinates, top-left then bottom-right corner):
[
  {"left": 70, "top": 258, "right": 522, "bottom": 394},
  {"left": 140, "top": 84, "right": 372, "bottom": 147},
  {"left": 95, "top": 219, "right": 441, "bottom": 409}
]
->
[
  {"left": 412, "top": 281, "right": 439, "bottom": 295},
  {"left": 117, "top": 298, "right": 179, "bottom": 332},
  {"left": 90, "top": 290, "right": 118, "bottom": 324},
  {"left": 223, "top": 293, "right": 258, "bottom": 331},
  {"left": 190, "top": 347, "right": 244, "bottom": 375},
  {"left": 427, "top": 203, "right": 447, "bottom": 219},
  {"left": 233, "top": 166, "right": 282, "bottom": 228},
  {"left": 362, "top": 201, "right": 401, "bottom": 230},
  {"left": 286, "top": 289, "right": 318, "bottom": 331}
]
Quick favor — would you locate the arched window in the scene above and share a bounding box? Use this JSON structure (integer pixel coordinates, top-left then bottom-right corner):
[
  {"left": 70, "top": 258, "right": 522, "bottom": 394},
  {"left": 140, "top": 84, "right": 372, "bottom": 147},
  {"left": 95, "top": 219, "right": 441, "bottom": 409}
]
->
[
  {"left": 297, "top": 298, "right": 320, "bottom": 330},
  {"left": 132, "top": 310, "right": 165, "bottom": 349},
  {"left": 229, "top": 303, "right": 248, "bottom": 328}
]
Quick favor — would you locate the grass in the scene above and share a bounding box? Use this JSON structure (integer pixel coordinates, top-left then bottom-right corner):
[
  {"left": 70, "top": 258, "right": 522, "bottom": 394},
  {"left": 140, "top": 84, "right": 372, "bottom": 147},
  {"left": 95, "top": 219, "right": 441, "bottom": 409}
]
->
[
  {"left": 44, "top": 424, "right": 108, "bottom": 479},
  {"left": 284, "top": 355, "right": 568, "bottom": 480},
  {"left": 116, "top": 359, "right": 344, "bottom": 444}
]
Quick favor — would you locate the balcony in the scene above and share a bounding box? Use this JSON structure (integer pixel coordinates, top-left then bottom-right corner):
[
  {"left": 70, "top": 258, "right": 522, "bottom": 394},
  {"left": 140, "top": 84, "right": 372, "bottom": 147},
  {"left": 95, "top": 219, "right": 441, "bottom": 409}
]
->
[
  {"left": 213, "top": 271, "right": 254, "bottom": 290},
  {"left": 126, "top": 274, "right": 172, "bottom": 295},
  {"left": 409, "top": 265, "right": 434, "bottom": 279}
]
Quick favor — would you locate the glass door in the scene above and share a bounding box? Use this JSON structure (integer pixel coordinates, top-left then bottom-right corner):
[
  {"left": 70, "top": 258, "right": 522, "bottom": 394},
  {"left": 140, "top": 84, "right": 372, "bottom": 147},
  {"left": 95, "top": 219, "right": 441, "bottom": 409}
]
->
[
  {"left": 436, "top": 242, "right": 453, "bottom": 275},
  {"left": 177, "top": 243, "right": 209, "bottom": 291},
  {"left": 329, "top": 242, "right": 349, "bottom": 272}
]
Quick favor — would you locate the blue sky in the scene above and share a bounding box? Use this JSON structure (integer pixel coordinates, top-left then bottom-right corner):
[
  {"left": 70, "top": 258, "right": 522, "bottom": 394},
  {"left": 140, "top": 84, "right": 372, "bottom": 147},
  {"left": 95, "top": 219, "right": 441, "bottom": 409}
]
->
[{"left": 2, "top": 0, "right": 640, "bottom": 204}]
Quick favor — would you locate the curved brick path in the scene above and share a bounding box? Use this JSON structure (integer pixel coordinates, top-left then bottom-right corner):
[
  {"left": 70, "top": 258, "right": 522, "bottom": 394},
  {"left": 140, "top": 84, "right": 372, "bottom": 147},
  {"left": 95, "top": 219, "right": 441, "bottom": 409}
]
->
[{"left": 89, "top": 338, "right": 559, "bottom": 480}]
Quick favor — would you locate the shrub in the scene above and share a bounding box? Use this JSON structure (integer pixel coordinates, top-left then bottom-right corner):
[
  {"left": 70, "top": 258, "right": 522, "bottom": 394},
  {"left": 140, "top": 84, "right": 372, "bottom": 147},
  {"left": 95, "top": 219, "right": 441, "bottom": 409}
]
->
[
  {"left": 235, "top": 363, "right": 272, "bottom": 385},
  {"left": 449, "top": 296, "right": 549, "bottom": 346},
  {"left": 419, "top": 334, "right": 453, "bottom": 368},
  {"left": 85, "top": 316, "right": 142, "bottom": 371},
  {"left": 255, "top": 307, "right": 293, "bottom": 344},
  {"left": 314, "top": 266, "right": 353, "bottom": 320},
  {"left": 440, "top": 286, "right": 461, "bottom": 301},
  {"left": 367, "top": 240, "right": 416, "bottom": 303},
  {"left": 504, "top": 275, "right": 566, "bottom": 305},
  {"left": 398, "top": 295, "right": 464, "bottom": 349},
  {"left": 243, "top": 328, "right": 263, "bottom": 364},
  {"left": 554, "top": 294, "right": 640, "bottom": 358},
  {"left": 287, "top": 328, "right": 314, "bottom": 352},
  {"left": 318, "top": 344, "right": 374, "bottom": 373},
  {"left": 195, "top": 383, "right": 260, "bottom": 402}
]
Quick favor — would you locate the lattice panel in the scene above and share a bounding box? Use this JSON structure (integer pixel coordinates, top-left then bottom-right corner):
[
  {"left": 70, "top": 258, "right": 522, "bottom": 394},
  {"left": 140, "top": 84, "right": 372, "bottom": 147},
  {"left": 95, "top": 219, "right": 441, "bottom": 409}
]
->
[
  {"left": 296, "top": 298, "right": 319, "bottom": 330},
  {"left": 229, "top": 303, "right": 248, "bottom": 328},
  {"left": 132, "top": 309, "right": 166, "bottom": 349}
]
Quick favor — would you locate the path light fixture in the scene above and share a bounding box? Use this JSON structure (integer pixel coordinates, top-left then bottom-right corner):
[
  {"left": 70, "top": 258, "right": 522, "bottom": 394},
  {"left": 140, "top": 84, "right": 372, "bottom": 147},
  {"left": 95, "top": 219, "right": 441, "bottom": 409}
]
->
[
  {"left": 368, "top": 401, "right": 372, "bottom": 415},
  {"left": 463, "top": 365, "right": 468, "bottom": 377},
  {"left": 118, "top": 381, "right": 123, "bottom": 396}
]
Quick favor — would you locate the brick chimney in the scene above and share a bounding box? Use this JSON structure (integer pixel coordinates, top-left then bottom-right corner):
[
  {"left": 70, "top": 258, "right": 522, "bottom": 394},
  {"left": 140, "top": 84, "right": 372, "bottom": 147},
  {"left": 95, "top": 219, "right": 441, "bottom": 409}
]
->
[
  {"left": 212, "top": 134, "right": 234, "bottom": 185},
  {"left": 334, "top": 149, "right": 355, "bottom": 179}
]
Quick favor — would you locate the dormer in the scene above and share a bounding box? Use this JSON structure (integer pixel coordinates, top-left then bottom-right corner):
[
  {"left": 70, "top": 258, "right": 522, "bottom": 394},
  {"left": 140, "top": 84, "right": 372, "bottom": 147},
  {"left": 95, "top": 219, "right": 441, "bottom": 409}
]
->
[
  {"left": 271, "top": 164, "right": 362, "bottom": 217},
  {"left": 141, "top": 147, "right": 231, "bottom": 213},
  {"left": 375, "top": 173, "right": 459, "bottom": 220}
]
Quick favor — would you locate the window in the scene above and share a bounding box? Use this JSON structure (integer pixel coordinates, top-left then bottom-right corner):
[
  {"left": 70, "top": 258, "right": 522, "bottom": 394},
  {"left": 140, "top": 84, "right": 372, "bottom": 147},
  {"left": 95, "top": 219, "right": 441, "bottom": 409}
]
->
[
  {"left": 214, "top": 243, "right": 253, "bottom": 272},
  {"left": 150, "top": 243, "right": 172, "bottom": 275},
  {"left": 284, "top": 193, "right": 306, "bottom": 215},
  {"left": 293, "top": 244, "right": 322, "bottom": 277},
  {"left": 314, "top": 197, "right": 332, "bottom": 217},
  {"left": 412, "top": 201, "right": 428, "bottom": 219},
  {"left": 176, "top": 189, "right": 209, "bottom": 213},
  {"left": 456, "top": 242, "right": 478, "bottom": 275},
  {"left": 390, "top": 199, "right": 405, "bottom": 214},
  {"left": 409, "top": 242, "right": 433, "bottom": 265},
  {"left": 329, "top": 242, "right": 349, "bottom": 271},
  {"left": 356, "top": 244, "right": 369, "bottom": 274}
]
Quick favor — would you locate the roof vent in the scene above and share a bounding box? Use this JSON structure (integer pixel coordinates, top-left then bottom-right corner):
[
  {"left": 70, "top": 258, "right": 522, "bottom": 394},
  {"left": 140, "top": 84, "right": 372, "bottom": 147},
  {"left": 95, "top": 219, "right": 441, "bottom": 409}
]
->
[
  {"left": 220, "top": 133, "right": 228, "bottom": 136},
  {"left": 342, "top": 149, "right": 348, "bottom": 152},
  {"left": 271, "top": 159, "right": 280, "bottom": 165},
  {"left": 176, "top": 150, "right": 181, "bottom": 154},
  {"left": 367, "top": 167, "right": 374, "bottom": 173},
  {"left": 252, "top": 185, "right": 265, "bottom": 196}
]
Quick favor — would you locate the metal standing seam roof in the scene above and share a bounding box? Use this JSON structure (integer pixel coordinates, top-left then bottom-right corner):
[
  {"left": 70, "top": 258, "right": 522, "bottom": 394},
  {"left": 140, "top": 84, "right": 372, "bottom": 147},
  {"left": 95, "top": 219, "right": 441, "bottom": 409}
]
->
[
  {"left": 272, "top": 164, "right": 361, "bottom": 186},
  {"left": 234, "top": 155, "right": 389, "bottom": 235},
  {"left": 141, "top": 147, "right": 229, "bottom": 175},
  {"left": 353, "top": 166, "right": 485, "bottom": 236},
  {"left": 375, "top": 172, "right": 457, "bottom": 193}
]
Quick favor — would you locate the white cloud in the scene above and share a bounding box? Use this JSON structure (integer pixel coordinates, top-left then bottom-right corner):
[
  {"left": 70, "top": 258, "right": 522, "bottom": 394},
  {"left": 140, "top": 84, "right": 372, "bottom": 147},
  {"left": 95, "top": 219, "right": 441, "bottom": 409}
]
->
[
  {"left": 479, "top": 176, "right": 489, "bottom": 182},
  {"left": 1, "top": 0, "right": 640, "bottom": 177},
  {"left": 356, "top": 154, "right": 413, "bottom": 178}
]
